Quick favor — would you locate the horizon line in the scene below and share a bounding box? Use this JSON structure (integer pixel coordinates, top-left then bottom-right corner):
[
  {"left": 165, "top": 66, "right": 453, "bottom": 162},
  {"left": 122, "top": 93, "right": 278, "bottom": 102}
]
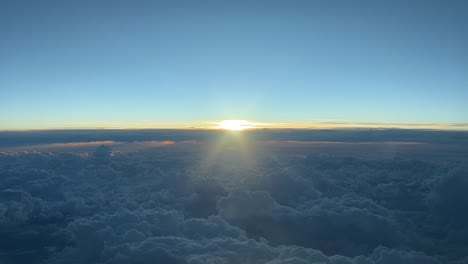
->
[{"left": 1, "top": 120, "right": 468, "bottom": 132}]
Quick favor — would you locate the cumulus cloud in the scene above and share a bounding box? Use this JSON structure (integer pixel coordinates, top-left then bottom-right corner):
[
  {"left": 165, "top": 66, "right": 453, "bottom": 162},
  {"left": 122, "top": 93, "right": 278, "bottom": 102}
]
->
[{"left": 1, "top": 130, "right": 468, "bottom": 263}]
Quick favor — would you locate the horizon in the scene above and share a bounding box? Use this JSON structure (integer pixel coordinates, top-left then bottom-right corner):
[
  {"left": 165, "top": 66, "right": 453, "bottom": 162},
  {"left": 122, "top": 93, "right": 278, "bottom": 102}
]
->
[{"left": 2, "top": 120, "right": 468, "bottom": 131}]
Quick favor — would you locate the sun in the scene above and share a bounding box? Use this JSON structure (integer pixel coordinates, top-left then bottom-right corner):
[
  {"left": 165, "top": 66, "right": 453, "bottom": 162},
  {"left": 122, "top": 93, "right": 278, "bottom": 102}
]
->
[{"left": 218, "top": 120, "right": 253, "bottom": 130}]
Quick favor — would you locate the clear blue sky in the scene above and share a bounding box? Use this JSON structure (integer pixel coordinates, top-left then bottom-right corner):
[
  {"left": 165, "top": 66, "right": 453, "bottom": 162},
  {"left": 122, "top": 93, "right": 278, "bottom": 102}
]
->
[{"left": 1, "top": 0, "right": 467, "bottom": 129}]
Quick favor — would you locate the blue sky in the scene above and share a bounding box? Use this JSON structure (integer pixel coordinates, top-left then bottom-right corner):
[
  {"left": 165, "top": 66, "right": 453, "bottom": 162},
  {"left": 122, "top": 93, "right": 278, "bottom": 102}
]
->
[{"left": 1, "top": 0, "right": 467, "bottom": 129}]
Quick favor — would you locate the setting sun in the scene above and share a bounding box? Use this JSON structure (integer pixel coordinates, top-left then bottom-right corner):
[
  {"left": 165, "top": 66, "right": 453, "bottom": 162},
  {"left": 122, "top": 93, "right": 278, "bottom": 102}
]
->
[{"left": 218, "top": 120, "right": 254, "bottom": 130}]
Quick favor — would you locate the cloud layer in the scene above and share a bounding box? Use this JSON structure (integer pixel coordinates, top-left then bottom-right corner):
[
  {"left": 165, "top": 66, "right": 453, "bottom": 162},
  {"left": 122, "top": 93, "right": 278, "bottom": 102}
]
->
[{"left": 1, "top": 131, "right": 468, "bottom": 263}]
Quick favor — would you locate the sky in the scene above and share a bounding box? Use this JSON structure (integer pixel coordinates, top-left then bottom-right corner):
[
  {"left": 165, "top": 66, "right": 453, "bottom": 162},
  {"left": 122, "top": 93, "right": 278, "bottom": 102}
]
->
[{"left": 1, "top": 0, "right": 467, "bottom": 130}]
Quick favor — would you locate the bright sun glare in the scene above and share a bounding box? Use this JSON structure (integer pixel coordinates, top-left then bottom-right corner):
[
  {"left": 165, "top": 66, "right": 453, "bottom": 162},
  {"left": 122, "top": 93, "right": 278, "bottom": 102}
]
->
[{"left": 218, "top": 120, "right": 253, "bottom": 130}]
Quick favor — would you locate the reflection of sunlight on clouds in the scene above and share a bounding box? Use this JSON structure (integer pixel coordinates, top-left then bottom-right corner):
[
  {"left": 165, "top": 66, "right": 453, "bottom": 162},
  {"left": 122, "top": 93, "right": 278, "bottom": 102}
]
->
[
  {"left": 199, "top": 131, "right": 258, "bottom": 182},
  {"left": 42, "top": 141, "right": 119, "bottom": 147},
  {"left": 132, "top": 141, "right": 175, "bottom": 146},
  {"left": 0, "top": 140, "right": 177, "bottom": 153}
]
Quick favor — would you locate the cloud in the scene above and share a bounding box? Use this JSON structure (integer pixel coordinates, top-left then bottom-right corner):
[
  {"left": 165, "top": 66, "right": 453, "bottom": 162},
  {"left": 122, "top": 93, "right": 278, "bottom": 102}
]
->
[
  {"left": 1, "top": 131, "right": 468, "bottom": 263},
  {"left": 0, "top": 140, "right": 178, "bottom": 153},
  {"left": 217, "top": 190, "right": 403, "bottom": 257}
]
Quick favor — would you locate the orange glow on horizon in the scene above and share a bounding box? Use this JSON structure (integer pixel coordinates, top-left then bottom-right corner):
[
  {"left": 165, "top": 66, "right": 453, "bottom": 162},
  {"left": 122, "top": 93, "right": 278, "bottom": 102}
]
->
[
  {"left": 1, "top": 120, "right": 468, "bottom": 131},
  {"left": 217, "top": 120, "right": 255, "bottom": 130}
]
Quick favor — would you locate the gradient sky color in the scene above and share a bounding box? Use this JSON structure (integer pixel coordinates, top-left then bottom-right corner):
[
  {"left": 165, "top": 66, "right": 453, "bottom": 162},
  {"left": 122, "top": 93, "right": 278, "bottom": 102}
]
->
[{"left": 1, "top": 0, "right": 467, "bottom": 130}]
